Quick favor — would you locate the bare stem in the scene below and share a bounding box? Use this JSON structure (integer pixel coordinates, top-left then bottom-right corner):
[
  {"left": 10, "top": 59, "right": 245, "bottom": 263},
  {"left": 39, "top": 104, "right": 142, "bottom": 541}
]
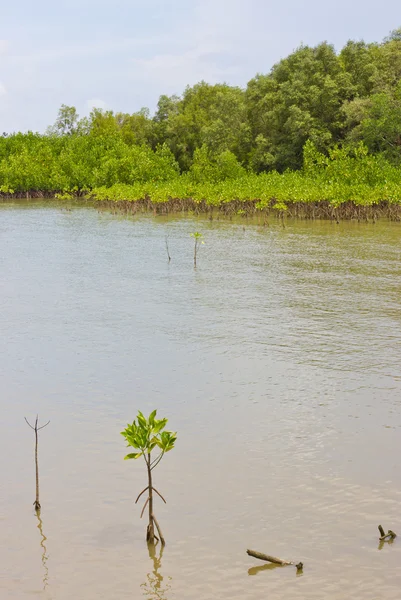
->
[{"left": 25, "top": 415, "right": 49, "bottom": 512}]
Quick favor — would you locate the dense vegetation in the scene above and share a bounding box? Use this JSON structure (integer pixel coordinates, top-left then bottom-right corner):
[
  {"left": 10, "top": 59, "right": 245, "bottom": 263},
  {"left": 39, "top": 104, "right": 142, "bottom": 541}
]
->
[{"left": 2, "top": 29, "right": 401, "bottom": 218}]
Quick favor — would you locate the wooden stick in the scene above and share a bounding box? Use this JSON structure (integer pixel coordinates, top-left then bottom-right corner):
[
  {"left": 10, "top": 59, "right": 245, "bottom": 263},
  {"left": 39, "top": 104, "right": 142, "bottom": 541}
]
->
[
  {"left": 247, "top": 550, "right": 292, "bottom": 566},
  {"left": 380, "top": 530, "right": 397, "bottom": 541},
  {"left": 378, "top": 525, "right": 397, "bottom": 541},
  {"left": 247, "top": 550, "right": 303, "bottom": 572}
]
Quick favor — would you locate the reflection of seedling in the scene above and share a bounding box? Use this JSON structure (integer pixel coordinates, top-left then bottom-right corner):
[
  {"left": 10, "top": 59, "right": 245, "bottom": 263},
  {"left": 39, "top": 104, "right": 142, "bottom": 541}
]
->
[
  {"left": 141, "top": 544, "right": 172, "bottom": 599},
  {"left": 121, "top": 410, "right": 177, "bottom": 546},
  {"left": 165, "top": 235, "right": 171, "bottom": 263},
  {"left": 36, "top": 512, "right": 49, "bottom": 590},
  {"left": 24, "top": 415, "right": 50, "bottom": 511},
  {"left": 190, "top": 232, "right": 204, "bottom": 268}
]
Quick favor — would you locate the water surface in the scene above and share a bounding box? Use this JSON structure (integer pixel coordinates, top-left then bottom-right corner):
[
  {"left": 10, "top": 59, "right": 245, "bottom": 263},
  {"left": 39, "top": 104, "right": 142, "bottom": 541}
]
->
[{"left": 1, "top": 203, "right": 400, "bottom": 599}]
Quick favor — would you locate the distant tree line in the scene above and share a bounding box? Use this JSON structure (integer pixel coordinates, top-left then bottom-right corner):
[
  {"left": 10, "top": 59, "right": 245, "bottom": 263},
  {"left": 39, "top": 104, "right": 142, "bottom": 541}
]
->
[{"left": 1, "top": 29, "right": 401, "bottom": 194}]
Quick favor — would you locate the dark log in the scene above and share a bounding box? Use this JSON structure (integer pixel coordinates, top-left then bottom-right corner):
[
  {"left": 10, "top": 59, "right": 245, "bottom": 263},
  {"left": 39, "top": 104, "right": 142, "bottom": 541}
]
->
[{"left": 378, "top": 525, "right": 397, "bottom": 541}]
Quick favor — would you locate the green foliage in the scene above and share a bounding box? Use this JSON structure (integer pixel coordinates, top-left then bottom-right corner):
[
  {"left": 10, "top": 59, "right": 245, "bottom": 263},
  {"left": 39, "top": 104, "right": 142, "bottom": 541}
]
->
[
  {"left": 47, "top": 104, "right": 79, "bottom": 136},
  {"left": 155, "top": 82, "right": 250, "bottom": 170},
  {"left": 90, "top": 140, "right": 401, "bottom": 209},
  {"left": 121, "top": 410, "right": 177, "bottom": 462},
  {"left": 189, "top": 145, "right": 246, "bottom": 183},
  {"left": 2, "top": 27, "right": 401, "bottom": 202}
]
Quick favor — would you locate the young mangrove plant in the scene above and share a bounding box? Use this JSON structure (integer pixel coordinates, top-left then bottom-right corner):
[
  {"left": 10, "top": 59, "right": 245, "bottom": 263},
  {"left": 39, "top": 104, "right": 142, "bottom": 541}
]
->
[
  {"left": 24, "top": 415, "right": 50, "bottom": 512},
  {"left": 121, "top": 410, "right": 176, "bottom": 546},
  {"left": 190, "top": 232, "right": 204, "bottom": 268}
]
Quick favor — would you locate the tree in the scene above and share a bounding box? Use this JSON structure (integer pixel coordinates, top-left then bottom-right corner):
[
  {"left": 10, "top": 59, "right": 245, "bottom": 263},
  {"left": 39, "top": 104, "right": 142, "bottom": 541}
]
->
[
  {"left": 116, "top": 108, "right": 156, "bottom": 147},
  {"left": 246, "top": 43, "right": 355, "bottom": 171},
  {"left": 158, "top": 82, "right": 249, "bottom": 170},
  {"left": 121, "top": 410, "right": 176, "bottom": 546},
  {"left": 343, "top": 82, "right": 401, "bottom": 164},
  {"left": 339, "top": 40, "right": 377, "bottom": 97},
  {"left": 189, "top": 145, "right": 245, "bottom": 183},
  {"left": 49, "top": 105, "right": 79, "bottom": 136}
]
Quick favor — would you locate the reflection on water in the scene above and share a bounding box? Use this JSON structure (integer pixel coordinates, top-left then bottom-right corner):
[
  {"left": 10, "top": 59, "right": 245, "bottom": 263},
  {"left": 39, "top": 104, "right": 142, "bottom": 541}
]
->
[
  {"left": 35, "top": 511, "right": 49, "bottom": 591},
  {"left": 141, "top": 544, "right": 172, "bottom": 600},
  {"left": 248, "top": 562, "right": 283, "bottom": 576}
]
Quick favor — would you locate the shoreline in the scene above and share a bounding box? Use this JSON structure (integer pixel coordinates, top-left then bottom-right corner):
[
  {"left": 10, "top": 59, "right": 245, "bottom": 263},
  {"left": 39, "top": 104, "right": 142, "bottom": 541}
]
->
[{"left": 2, "top": 194, "right": 401, "bottom": 222}]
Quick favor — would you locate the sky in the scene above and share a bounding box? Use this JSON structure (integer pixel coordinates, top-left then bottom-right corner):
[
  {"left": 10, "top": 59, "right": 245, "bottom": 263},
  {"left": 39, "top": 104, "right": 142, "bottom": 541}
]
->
[{"left": 0, "top": 0, "right": 400, "bottom": 133}]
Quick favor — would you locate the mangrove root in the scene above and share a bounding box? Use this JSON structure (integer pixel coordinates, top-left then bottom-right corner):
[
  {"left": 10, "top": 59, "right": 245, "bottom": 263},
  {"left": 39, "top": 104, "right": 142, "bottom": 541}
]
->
[
  {"left": 246, "top": 549, "right": 303, "bottom": 572},
  {"left": 378, "top": 525, "right": 397, "bottom": 541}
]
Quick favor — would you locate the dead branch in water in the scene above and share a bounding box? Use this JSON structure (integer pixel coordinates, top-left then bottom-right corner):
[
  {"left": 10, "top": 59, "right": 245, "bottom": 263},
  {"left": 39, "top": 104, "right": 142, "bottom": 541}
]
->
[
  {"left": 246, "top": 549, "right": 303, "bottom": 572},
  {"left": 378, "top": 525, "right": 397, "bottom": 541}
]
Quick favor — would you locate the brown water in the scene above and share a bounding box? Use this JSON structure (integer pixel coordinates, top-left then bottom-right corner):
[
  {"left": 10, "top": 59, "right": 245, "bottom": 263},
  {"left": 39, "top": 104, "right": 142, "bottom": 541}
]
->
[{"left": 0, "top": 202, "right": 400, "bottom": 600}]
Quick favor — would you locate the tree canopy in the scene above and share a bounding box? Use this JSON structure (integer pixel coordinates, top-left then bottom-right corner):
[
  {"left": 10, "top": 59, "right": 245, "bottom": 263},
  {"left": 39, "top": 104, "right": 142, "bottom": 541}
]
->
[{"left": 1, "top": 28, "right": 401, "bottom": 194}]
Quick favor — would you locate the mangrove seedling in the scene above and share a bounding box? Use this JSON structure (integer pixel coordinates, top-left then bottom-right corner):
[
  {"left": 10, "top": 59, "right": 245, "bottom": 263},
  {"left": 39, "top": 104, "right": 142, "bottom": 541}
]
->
[
  {"left": 121, "top": 410, "right": 176, "bottom": 546},
  {"left": 190, "top": 232, "right": 204, "bottom": 268},
  {"left": 24, "top": 415, "right": 50, "bottom": 511}
]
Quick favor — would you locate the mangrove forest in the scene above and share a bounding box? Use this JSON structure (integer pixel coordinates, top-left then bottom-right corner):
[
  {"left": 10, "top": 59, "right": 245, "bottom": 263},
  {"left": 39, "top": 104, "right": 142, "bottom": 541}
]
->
[{"left": 2, "top": 28, "right": 401, "bottom": 219}]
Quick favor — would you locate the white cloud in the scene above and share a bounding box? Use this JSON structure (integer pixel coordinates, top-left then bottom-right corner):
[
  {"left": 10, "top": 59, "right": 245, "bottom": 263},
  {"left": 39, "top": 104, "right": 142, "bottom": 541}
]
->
[
  {"left": 0, "top": 40, "right": 8, "bottom": 55},
  {"left": 0, "top": 82, "right": 6, "bottom": 97}
]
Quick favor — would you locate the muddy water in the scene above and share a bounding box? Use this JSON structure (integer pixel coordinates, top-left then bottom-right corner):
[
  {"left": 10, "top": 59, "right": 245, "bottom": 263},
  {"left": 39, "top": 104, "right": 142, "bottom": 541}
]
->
[{"left": 0, "top": 203, "right": 400, "bottom": 600}]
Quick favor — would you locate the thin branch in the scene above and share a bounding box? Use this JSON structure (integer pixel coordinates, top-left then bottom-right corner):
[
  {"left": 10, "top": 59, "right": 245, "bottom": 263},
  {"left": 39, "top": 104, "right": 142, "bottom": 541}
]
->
[
  {"left": 150, "top": 452, "right": 163, "bottom": 467},
  {"left": 150, "top": 452, "right": 165, "bottom": 471},
  {"left": 141, "top": 497, "right": 150, "bottom": 518},
  {"left": 38, "top": 421, "right": 50, "bottom": 431},
  {"left": 24, "top": 417, "right": 35, "bottom": 430},
  {"left": 153, "top": 487, "right": 167, "bottom": 504},
  {"left": 135, "top": 486, "right": 149, "bottom": 504}
]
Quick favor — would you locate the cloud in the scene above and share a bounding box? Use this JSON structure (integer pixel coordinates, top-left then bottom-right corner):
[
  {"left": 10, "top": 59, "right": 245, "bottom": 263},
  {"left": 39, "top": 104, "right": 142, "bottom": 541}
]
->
[
  {"left": 0, "top": 82, "right": 6, "bottom": 97},
  {"left": 0, "top": 40, "right": 7, "bottom": 55}
]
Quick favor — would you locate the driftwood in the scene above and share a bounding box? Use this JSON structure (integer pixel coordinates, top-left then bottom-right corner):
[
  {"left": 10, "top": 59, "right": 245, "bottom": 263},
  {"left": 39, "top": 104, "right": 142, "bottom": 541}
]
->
[
  {"left": 247, "top": 549, "right": 303, "bottom": 572},
  {"left": 378, "top": 525, "right": 397, "bottom": 541}
]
